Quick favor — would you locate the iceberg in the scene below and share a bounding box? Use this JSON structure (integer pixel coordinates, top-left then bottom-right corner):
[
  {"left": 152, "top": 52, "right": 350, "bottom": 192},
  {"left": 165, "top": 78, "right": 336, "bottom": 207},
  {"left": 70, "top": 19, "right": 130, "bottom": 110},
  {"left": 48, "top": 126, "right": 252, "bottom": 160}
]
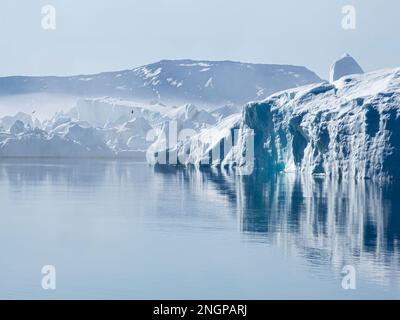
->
[
  {"left": 0, "top": 121, "right": 114, "bottom": 158},
  {"left": 109, "top": 116, "right": 153, "bottom": 152},
  {"left": 149, "top": 66, "right": 400, "bottom": 180},
  {"left": 0, "top": 112, "right": 34, "bottom": 131},
  {"left": 0, "top": 98, "right": 223, "bottom": 159},
  {"left": 211, "top": 104, "right": 241, "bottom": 120}
]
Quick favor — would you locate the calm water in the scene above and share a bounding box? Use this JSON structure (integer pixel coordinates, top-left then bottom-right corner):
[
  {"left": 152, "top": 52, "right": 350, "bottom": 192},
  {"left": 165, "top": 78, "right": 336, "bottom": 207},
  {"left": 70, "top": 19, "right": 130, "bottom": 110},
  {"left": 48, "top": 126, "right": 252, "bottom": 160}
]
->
[{"left": 0, "top": 159, "right": 399, "bottom": 299}]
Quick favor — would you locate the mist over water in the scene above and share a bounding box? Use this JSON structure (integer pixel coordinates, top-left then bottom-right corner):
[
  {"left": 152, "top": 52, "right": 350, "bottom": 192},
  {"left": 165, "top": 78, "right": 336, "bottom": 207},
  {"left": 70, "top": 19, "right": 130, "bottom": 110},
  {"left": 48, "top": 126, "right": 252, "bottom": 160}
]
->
[
  {"left": 0, "top": 159, "right": 399, "bottom": 299},
  {"left": 0, "top": 93, "right": 81, "bottom": 121}
]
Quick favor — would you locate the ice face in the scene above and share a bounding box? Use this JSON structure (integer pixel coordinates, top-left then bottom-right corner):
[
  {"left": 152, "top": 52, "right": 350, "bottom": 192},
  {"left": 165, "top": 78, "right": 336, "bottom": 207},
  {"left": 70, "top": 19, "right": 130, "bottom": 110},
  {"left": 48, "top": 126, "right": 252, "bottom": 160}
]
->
[{"left": 9, "top": 120, "right": 26, "bottom": 135}]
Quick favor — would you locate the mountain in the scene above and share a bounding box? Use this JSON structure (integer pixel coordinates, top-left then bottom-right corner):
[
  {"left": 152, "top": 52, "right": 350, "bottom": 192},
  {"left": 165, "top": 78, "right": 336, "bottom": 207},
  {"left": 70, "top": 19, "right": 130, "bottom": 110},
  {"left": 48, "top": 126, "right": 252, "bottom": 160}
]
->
[
  {"left": 329, "top": 53, "right": 364, "bottom": 83},
  {"left": 0, "top": 59, "right": 322, "bottom": 107},
  {"left": 149, "top": 66, "right": 400, "bottom": 180}
]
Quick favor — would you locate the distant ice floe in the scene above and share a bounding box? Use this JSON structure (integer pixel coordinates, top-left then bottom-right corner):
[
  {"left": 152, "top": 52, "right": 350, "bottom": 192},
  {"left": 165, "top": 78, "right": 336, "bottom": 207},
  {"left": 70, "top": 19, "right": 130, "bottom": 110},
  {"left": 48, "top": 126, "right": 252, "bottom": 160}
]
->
[
  {"left": 329, "top": 53, "right": 364, "bottom": 83},
  {"left": 2, "top": 56, "right": 400, "bottom": 180},
  {"left": 0, "top": 97, "right": 239, "bottom": 160}
]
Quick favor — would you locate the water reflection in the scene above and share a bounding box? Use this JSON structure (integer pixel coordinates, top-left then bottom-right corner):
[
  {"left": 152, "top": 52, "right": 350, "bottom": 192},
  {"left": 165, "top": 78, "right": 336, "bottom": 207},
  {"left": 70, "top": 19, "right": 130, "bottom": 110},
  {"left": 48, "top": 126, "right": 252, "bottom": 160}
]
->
[
  {"left": 0, "top": 159, "right": 108, "bottom": 187},
  {"left": 154, "top": 166, "right": 400, "bottom": 286},
  {"left": 1, "top": 160, "right": 399, "bottom": 290}
]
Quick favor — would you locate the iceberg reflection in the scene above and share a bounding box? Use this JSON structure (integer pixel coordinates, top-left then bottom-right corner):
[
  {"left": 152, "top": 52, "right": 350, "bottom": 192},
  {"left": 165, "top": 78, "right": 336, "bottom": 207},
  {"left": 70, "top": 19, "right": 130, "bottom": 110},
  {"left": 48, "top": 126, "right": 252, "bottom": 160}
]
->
[
  {"left": 1, "top": 160, "right": 398, "bottom": 290},
  {"left": 154, "top": 166, "right": 400, "bottom": 286}
]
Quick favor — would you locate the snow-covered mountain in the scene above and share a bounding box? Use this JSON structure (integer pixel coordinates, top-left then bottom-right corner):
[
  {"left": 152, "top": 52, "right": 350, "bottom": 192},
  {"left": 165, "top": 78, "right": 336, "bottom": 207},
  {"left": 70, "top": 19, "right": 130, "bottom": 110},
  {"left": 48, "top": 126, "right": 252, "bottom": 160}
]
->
[
  {"left": 0, "top": 59, "right": 321, "bottom": 107},
  {"left": 149, "top": 62, "right": 400, "bottom": 180}
]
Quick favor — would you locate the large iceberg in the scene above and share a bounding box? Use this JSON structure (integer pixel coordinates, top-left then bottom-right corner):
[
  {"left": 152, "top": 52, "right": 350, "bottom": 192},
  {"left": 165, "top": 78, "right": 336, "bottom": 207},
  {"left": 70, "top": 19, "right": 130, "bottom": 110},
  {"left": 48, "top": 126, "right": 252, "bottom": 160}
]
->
[{"left": 149, "top": 66, "right": 400, "bottom": 180}]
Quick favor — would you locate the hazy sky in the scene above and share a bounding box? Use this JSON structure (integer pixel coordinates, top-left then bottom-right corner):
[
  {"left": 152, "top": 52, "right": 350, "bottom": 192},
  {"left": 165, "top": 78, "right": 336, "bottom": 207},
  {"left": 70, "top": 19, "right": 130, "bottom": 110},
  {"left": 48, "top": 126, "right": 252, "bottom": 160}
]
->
[{"left": 0, "top": 0, "right": 399, "bottom": 79}]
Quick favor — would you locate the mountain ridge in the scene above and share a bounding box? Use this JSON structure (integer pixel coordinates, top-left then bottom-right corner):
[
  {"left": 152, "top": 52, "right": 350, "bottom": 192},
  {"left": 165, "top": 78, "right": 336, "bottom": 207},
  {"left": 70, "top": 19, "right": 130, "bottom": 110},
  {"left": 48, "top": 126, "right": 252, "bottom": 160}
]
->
[{"left": 0, "top": 59, "right": 322, "bottom": 107}]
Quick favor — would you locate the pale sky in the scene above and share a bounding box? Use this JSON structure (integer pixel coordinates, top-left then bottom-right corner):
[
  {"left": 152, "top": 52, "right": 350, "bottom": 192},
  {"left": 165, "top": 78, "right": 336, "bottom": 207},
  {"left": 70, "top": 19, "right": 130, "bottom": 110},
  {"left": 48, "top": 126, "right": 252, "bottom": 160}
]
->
[{"left": 0, "top": 0, "right": 399, "bottom": 79}]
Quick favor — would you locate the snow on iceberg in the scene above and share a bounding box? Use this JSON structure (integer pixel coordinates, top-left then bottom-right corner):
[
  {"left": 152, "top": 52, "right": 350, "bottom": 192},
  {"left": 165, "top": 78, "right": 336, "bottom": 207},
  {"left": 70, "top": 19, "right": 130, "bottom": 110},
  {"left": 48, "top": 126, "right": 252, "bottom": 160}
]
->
[
  {"left": 211, "top": 104, "right": 241, "bottom": 120},
  {"left": 149, "top": 67, "right": 400, "bottom": 180},
  {"left": 165, "top": 103, "right": 217, "bottom": 129}
]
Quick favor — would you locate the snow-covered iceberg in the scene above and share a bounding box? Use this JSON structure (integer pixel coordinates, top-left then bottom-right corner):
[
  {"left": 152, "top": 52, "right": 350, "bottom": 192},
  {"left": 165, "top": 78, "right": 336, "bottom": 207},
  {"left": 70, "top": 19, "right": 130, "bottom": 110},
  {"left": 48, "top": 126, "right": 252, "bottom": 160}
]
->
[
  {"left": 0, "top": 125, "right": 114, "bottom": 158},
  {"left": 149, "top": 66, "right": 400, "bottom": 180},
  {"left": 0, "top": 112, "right": 35, "bottom": 131}
]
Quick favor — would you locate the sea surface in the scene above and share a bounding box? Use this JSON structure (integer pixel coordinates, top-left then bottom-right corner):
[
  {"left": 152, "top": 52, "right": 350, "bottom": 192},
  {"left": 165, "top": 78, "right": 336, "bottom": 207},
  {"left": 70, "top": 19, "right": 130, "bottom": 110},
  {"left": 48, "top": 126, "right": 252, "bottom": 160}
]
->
[{"left": 0, "top": 159, "right": 399, "bottom": 299}]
